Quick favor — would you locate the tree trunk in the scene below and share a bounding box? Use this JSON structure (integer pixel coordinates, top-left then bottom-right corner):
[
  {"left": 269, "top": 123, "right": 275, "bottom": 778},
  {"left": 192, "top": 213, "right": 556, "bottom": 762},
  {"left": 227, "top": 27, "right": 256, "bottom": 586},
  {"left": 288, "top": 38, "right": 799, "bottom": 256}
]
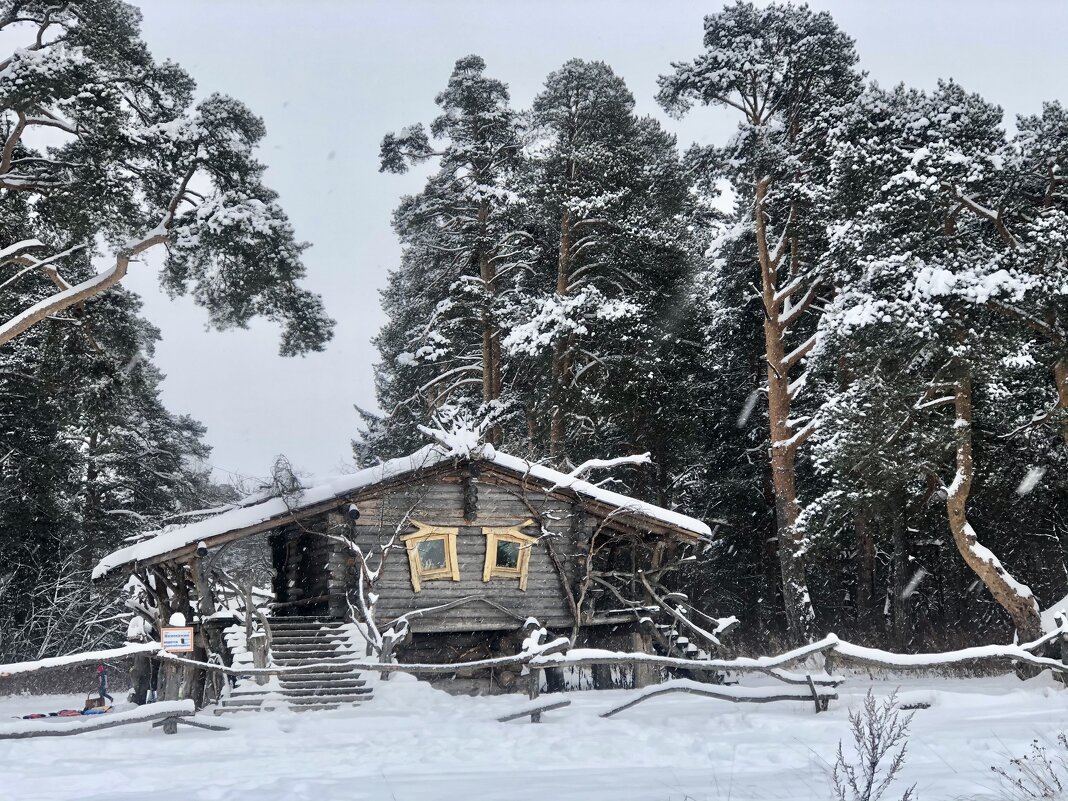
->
[
  {"left": 549, "top": 209, "right": 572, "bottom": 462},
  {"left": 1055, "top": 356, "right": 1068, "bottom": 448},
  {"left": 946, "top": 370, "right": 1042, "bottom": 642},
  {"left": 477, "top": 201, "right": 502, "bottom": 445},
  {"left": 192, "top": 555, "right": 226, "bottom": 707},
  {"left": 888, "top": 489, "right": 909, "bottom": 650},
  {"left": 855, "top": 507, "right": 875, "bottom": 634},
  {"left": 755, "top": 178, "right": 816, "bottom": 644},
  {"left": 129, "top": 655, "right": 151, "bottom": 705}
]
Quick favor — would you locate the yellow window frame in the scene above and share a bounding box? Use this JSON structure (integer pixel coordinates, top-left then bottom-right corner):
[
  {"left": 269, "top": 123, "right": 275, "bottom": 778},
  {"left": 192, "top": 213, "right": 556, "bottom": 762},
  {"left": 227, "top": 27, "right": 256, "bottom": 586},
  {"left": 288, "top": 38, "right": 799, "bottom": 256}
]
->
[
  {"left": 482, "top": 519, "right": 538, "bottom": 591},
  {"left": 401, "top": 522, "right": 460, "bottom": 592}
]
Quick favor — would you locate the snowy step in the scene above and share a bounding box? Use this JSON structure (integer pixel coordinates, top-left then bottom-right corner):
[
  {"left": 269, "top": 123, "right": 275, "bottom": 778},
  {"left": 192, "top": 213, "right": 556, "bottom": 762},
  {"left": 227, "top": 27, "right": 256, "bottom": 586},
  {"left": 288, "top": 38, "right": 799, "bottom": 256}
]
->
[
  {"left": 286, "top": 693, "right": 371, "bottom": 706},
  {"left": 273, "top": 666, "right": 360, "bottom": 679},
  {"left": 214, "top": 703, "right": 286, "bottom": 715},
  {"left": 269, "top": 627, "right": 347, "bottom": 636},
  {"left": 278, "top": 687, "right": 373, "bottom": 699},
  {"left": 211, "top": 694, "right": 374, "bottom": 715},
  {"left": 272, "top": 654, "right": 358, "bottom": 663},
  {"left": 280, "top": 676, "right": 367, "bottom": 688},
  {"left": 273, "top": 653, "right": 349, "bottom": 662},
  {"left": 218, "top": 696, "right": 276, "bottom": 708},
  {"left": 270, "top": 635, "right": 348, "bottom": 645},
  {"left": 228, "top": 687, "right": 279, "bottom": 698},
  {"left": 269, "top": 619, "right": 346, "bottom": 628},
  {"left": 271, "top": 648, "right": 346, "bottom": 657},
  {"left": 269, "top": 645, "right": 348, "bottom": 653}
]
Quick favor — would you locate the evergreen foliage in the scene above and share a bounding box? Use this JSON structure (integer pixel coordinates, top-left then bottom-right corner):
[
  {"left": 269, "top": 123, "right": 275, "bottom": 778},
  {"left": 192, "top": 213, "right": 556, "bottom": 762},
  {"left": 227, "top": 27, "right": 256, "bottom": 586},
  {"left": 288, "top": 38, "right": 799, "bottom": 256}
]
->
[
  {"left": 0, "top": 1, "right": 330, "bottom": 659},
  {"left": 363, "top": 3, "right": 1068, "bottom": 649}
]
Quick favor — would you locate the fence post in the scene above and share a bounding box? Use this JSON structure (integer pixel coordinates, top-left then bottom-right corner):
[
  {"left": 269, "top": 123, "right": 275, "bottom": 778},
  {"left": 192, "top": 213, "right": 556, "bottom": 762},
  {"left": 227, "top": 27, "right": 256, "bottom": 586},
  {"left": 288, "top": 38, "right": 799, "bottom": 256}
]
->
[
  {"left": 824, "top": 646, "right": 837, "bottom": 679},
  {"left": 522, "top": 618, "right": 543, "bottom": 720}
]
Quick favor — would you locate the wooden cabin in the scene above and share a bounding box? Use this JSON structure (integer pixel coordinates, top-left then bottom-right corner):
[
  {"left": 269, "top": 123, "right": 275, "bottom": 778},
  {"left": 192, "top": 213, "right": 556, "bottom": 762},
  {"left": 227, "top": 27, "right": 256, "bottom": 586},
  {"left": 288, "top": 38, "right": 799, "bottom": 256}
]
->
[{"left": 94, "top": 435, "right": 711, "bottom": 694}]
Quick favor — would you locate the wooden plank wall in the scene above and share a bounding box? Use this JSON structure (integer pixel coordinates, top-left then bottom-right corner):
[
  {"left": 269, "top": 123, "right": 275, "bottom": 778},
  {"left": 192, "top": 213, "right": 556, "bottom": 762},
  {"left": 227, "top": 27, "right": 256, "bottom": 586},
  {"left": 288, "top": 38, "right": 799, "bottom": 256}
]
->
[{"left": 300, "top": 472, "right": 584, "bottom": 632}]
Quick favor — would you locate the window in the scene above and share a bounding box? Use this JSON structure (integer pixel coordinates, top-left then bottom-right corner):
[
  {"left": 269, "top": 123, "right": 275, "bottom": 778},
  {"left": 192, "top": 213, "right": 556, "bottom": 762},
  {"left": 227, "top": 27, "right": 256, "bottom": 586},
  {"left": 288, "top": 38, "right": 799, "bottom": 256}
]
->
[
  {"left": 482, "top": 519, "right": 538, "bottom": 591},
  {"left": 401, "top": 522, "right": 460, "bottom": 592}
]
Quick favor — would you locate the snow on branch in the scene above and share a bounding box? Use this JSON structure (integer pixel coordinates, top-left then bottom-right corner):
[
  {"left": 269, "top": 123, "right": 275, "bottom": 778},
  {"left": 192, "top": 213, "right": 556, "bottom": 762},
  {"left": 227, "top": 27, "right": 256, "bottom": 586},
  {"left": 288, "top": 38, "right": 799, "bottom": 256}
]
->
[
  {"left": 565, "top": 452, "right": 651, "bottom": 480},
  {"left": 0, "top": 230, "right": 165, "bottom": 347}
]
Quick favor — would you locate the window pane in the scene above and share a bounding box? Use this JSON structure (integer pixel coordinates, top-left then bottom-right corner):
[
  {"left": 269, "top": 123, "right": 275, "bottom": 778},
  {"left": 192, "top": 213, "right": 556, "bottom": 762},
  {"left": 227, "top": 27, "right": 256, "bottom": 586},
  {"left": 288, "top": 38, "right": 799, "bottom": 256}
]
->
[
  {"left": 496, "top": 539, "right": 520, "bottom": 569},
  {"left": 417, "top": 538, "right": 446, "bottom": 571}
]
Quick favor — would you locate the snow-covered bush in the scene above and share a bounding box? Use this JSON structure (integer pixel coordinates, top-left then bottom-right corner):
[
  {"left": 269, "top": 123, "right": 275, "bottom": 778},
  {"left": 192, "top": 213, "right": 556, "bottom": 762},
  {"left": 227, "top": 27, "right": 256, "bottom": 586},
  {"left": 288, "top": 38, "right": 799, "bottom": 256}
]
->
[
  {"left": 992, "top": 734, "right": 1068, "bottom": 800},
  {"left": 832, "top": 690, "right": 916, "bottom": 801}
]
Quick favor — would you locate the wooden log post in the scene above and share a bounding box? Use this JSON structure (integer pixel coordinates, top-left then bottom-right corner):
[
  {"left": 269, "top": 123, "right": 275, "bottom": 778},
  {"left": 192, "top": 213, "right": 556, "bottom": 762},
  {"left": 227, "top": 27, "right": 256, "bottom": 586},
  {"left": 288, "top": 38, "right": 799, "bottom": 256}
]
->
[
  {"left": 191, "top": 551, "right": 227, "bottom": 707},
  {"left": 171, "top": 565, "right": 199, "bottom": 701},
  {"left": 249, "top": 630, "right": 269, "bottom": 686},
  {"left": 630, "top": 629, "right": 660, "bottom": 689},
  {"left": 128, "top": 570, "right": 155, "bottom": 705},
  {"left": 379, "top": 633, "right": 397, "bottom": 683},
  {"left": 152, "top": 567, "right": 180, "bottom": 701},
  {"left": 130, "top": 653, "right": 152, "bottom": 705}
]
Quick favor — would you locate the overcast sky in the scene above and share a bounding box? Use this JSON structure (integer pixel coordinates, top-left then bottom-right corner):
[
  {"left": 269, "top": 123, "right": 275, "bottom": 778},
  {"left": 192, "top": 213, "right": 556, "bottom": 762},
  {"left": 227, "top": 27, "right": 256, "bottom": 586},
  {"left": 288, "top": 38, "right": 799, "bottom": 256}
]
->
[{"left": 124, "top": 0, "right": 1068, "bottom": 484}]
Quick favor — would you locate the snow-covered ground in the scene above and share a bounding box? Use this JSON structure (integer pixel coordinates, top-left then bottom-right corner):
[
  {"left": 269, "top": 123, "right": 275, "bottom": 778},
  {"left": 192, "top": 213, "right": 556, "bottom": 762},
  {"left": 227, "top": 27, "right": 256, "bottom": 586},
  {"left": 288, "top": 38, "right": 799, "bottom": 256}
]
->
[{"left": 3, "top": 672, "right": 1067, "bottom": 801}]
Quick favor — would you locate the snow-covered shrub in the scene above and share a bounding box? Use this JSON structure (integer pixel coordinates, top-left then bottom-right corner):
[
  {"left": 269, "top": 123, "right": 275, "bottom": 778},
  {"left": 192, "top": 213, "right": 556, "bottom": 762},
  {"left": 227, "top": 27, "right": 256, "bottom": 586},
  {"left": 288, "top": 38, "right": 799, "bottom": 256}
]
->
[
  {"left": 832, "top": 690, "right": 916, "bottom": 801},
  {"left": 992, "top": 734, "right": 1068, "bottom": 800}
]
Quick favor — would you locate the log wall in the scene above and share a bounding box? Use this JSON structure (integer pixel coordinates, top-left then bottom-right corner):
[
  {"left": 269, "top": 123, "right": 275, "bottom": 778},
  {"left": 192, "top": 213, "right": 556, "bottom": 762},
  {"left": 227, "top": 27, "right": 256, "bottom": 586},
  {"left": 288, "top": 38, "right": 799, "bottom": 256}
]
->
[{"left": 275, "top": 469, "right": 584, "bottom": 632}]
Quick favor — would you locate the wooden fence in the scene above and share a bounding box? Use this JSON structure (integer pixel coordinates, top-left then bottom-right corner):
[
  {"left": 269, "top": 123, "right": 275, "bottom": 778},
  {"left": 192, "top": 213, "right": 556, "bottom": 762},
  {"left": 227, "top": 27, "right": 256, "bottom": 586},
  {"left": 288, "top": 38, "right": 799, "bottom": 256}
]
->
[{"left": 5, "top": 622, "right": 1068, "bottom": 713}]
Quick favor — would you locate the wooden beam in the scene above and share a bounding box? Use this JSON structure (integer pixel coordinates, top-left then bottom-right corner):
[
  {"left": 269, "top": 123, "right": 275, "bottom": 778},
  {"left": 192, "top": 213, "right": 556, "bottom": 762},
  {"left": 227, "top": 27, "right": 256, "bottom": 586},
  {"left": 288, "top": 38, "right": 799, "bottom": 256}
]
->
[
  {"left": 497, "top": 699, "right": 571, "bottom": 723},
  {"left": 601, "top": 685, "right": 837, "bottom": 718}
]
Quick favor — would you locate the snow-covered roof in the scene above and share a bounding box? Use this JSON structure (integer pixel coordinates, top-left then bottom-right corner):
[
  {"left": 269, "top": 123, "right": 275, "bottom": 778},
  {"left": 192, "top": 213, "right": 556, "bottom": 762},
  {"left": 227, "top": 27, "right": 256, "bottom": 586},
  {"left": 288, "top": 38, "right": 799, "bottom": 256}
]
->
[{"left": 93, "top": 429, "right": 711, "bottom": 580}]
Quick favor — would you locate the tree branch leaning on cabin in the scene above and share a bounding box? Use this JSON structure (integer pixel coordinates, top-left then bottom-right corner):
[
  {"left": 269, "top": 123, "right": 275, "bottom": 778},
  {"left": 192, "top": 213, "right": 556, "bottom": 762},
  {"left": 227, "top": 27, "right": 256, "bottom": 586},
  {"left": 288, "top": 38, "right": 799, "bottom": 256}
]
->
[{"left": 492, "top": 475, "right": 710, "bottom": 652}]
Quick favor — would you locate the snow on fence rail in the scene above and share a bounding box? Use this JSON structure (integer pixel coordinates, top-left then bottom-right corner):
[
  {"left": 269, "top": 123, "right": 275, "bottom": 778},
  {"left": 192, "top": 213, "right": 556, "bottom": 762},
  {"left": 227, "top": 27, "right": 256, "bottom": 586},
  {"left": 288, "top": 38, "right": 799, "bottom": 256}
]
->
[
  {"left": 146, "top": 632, "right": 1068, "bottom": 683},
  {"left": 153, "top": 636, "right": 573, "bottom": 676},
  {"left": 530, "top": 630, "right": 1068, "bottom": 678},
  {"left": 5, "top": 624, "right": 1066, "bottom": 688},
  {"left": 0, "top": 642, "right": 159, "bottom": 678}
]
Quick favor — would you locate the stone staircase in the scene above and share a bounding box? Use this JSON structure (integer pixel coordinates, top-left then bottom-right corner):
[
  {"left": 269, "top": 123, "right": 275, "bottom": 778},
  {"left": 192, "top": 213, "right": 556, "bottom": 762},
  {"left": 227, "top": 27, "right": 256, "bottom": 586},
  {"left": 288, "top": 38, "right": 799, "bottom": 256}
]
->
[{"left": 215, "top": 617, "right": 375, "bottom": 714}]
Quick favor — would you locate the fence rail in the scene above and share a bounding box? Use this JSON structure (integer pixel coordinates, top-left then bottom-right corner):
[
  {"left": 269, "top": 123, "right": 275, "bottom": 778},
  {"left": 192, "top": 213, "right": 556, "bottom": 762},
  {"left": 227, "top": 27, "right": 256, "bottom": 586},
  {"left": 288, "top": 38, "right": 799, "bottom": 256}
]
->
[{"left": 5, "top": 624, "right": 1067, "bottom": 693}]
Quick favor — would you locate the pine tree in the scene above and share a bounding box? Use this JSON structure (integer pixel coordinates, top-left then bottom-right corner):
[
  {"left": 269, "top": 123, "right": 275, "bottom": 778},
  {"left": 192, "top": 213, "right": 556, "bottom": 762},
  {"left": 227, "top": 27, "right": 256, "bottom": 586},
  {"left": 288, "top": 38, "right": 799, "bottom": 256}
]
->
[
  {"left": 0, "top": 1, "right": 334, "bottom": 353},
  {"left": 658, "top": 2, "right": 862, "bottom": 643},
  {"left": 364, "top": 55, "right": 532, "bottom": 456},
  {"left": 0, "top": 281, "right": 221, "bottom": 661},
  {"left": 0, "top": 0, "right": 331, "bottom": 659},
  {"left": 507, "top": 59, "right": 702, "bottom": 466},
  {"left": 815, "top": 81, "right": 1064, "bottom": 641}
]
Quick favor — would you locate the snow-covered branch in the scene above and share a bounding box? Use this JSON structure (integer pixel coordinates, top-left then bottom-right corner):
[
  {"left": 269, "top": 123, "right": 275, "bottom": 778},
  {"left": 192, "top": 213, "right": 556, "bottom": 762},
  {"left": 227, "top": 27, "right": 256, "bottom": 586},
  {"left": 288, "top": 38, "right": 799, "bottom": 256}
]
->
[{"left": 565, "top": 452, "right": 651, "bottom": 480}]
